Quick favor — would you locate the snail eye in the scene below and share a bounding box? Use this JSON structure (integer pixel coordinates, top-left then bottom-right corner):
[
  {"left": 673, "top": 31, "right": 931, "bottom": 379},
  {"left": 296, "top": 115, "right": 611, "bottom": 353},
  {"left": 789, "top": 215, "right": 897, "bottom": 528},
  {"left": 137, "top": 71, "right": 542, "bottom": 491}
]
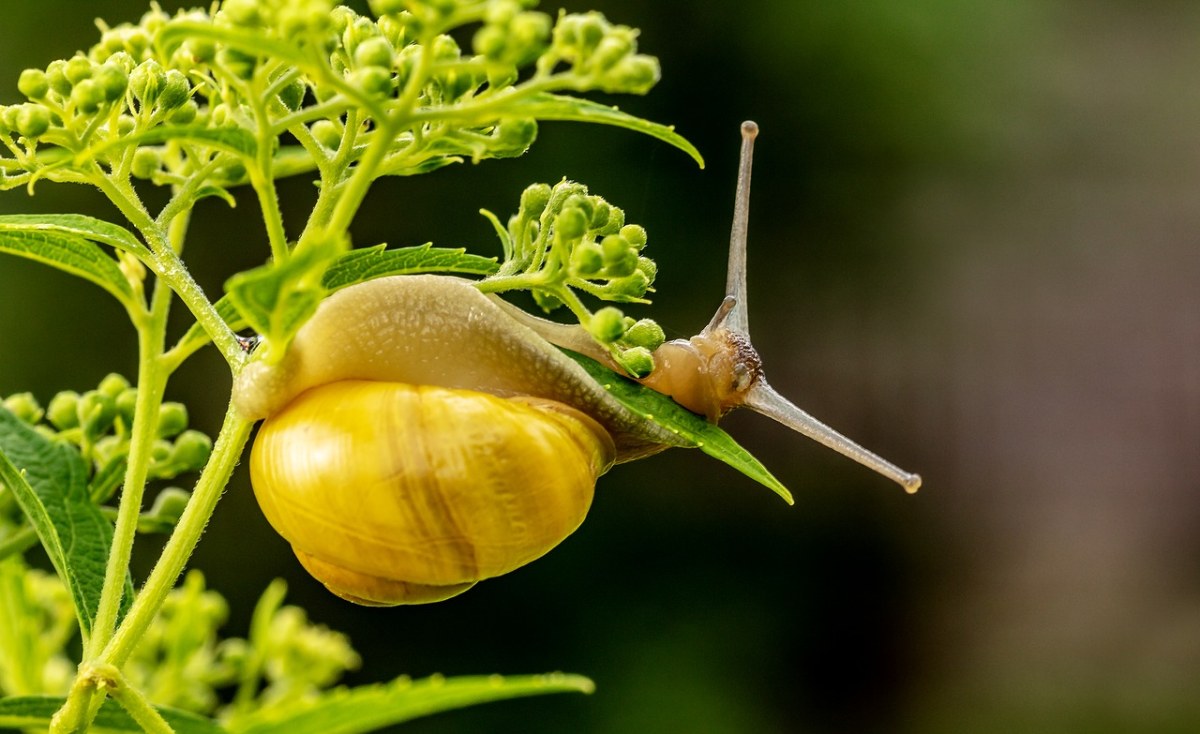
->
[{"left": 732, "top": 362, "right": 753, "bottom": 393}]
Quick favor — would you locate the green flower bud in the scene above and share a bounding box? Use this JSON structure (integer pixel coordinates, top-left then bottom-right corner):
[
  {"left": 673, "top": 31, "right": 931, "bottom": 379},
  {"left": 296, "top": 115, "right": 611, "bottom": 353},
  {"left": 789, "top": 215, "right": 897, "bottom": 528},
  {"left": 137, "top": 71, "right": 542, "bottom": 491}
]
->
[
  {"left": 3, "top": 392, "right": 43, "bottom": 424},
  {"left": 311, "top": 119, "right": 342, "bottom": 149},
  {"left": 46, "top": 60, "right": 71, "bottom": 96},
  {"left": 473, "top": 25, "right": 507, "bottom": 60},
  {"left": 158, "top": 70, "right": 190, "bottom": 110},
  {"left": 94, "top": 64, "right": 128, "bottom": 103},
  {"left": 97, "top": 373, "right": 130, "bottom": 399},
  {"left": 77, "top": 390, "right": 117, "bottom": 438},
  {"left": 509, "top": 12, "right": 551, "bottom": 58},
  {"left": 172, "top": 430, "right": 213, "bottom": 472},
  {"left": 616, "top": 346, "right": 655, "bottom": 378},
  {"left": 591, "top": 31, "right": 633, "bottom": 71},
  {"left": 620, "top": 224, "right": 647, "bottom": 249},
  {"left": 71, "top": 79, "right": 104, "bottom": 114},
  {"left": 0, "top": 106, "right": 14, "bottom": 133},
  {"left": 116, "top": 114, "right": 136, "bottom": 135},
  {"left": 354, "top": 36, "right": 394, "bottom": 69},
  {"left": 432, "top": 34, "right": 461, "bottom": 62},
  {"left": 589, "top": 306, "right": 627, "bottom": 343},
  {"left": 46, "top": 391, "right": 80, "bottom": 429},
  {"left": 578, "top": 15, "right": 608, "bottom": 54},
  {"left": 589, "top": 201, "right": 611, "bottom": 230},
  {"left": 156, "top": 402, "right": 189, "bottom": 438},
  {"left": 349, "top": 66, "right": 394, "bottom": 98},
  {"left": 144, "top": 487, "right": 190, "bottom": 530},
  {"left": 330, "top": 7, "right": 355, "bottom": 35},
  {"left": 344, "top": 17, "right": 380, "bottom": 52},
  {"left": 569, "top": 242, "right": 604, "bottom": 277},
  {"left": 169, "top": 100, "right": 199, "bottom": 124},
  {"left": 15, "top": 105, "right": 51, "bottom": 139},
  {"left": 622, "top": 318, "right": 665, "bottom": 351},
  {"left": 603, "top": 55, "right": 659, "bottom": 94},
  {"left": 149, "top": 439, "right": 173, "bottom": 473},
  {"left": 636, "top": 256, "right": 657, "bottom": 284},
  {"left": 129, "top": 61, "right": 165, "bottom": 105},
  {"left": 520, "top": 182, "right": 552, "bottom": 216},
  {"left": 555, "top": 207, "right": 587, "bottom": 242},
  {"left": 377, "top": 12, "right": 417, "bottom": 47},
  {"left": 607, "top": 269, "right": 651, "bottom": 298},
  {"left": 65, "top": 56, "right": 94, "bottom": 86},
  {"left": 532, "top": 289, "right": 562, "bottom": 313},
  {"left": 18, "top": 69, "right": 50, "bottom": 100},
  {"left": 600, "top": 234, "right": 631, "bottom": 262},
  {"left": 131, "top": 147, "right": 161, "bottom": 179},
  {"left": 563, "top": 193, "right": 594, "bottom": 222},
  {"left": 115, "top": 387, "right": 138, "bottom": 425},
  {"left": 491, "top": 117, "right": 536, "bottom": 156}
]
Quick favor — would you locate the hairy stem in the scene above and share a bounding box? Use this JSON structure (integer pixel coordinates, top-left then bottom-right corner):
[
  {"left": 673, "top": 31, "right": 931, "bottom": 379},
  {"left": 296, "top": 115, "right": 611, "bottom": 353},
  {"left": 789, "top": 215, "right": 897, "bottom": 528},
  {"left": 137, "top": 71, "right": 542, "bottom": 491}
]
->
[{"left": 101, "top": 404, "right": 253, "bottom": 667}]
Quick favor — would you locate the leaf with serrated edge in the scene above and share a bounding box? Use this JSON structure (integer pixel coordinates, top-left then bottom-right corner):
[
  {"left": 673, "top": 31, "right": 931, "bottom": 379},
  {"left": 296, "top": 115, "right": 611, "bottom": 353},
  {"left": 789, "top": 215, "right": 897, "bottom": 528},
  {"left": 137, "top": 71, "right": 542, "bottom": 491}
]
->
[
  {"left": 233, "top": 674, "right": 594, "bottom": 734},
  {"left": 0, "top": 230, "right": 135, "bottom": 307},
  {"left": 0, "top": 696, "right": 225, "bottom": 734},
  {"left": 513, "top": 93, "right": 704, "bottom": 168},
  {"left": 0, "top": 408, "right": 120, "bottom": 643},
  {"left": 563, "top": 351, "right": 793, "bottom": 503},
  {"left": 0, "top": 215, "right": 148, "bottom": 257},
  {"left": 176, "top": 246, "right": 496, "bottom": 359},
  {"left": 321, "top": 244, "right": 498, "bottom": 290}
]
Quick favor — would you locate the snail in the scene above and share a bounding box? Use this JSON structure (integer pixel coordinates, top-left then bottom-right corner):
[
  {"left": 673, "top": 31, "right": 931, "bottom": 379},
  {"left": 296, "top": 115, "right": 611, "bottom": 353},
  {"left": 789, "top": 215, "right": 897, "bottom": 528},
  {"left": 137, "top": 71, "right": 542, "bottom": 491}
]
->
[{"left": 233, "top": 121, "right": 921, "bottom": 606}]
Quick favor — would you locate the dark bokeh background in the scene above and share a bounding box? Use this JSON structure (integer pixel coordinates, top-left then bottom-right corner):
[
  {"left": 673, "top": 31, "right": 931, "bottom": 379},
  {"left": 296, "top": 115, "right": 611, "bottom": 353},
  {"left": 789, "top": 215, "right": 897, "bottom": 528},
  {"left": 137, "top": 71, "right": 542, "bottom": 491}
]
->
[{"left": 4, "top": 1, "right": 1200, "bottom": 732}]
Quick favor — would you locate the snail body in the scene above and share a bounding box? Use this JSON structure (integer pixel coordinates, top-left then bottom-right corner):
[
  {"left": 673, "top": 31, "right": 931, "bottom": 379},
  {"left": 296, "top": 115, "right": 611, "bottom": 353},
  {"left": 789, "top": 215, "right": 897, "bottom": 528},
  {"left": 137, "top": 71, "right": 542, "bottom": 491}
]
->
[
  {"left": 236, "top": 274, "right": 686, "bottom": 606},
  {"left": 237, "top": 121, "right": 921, "bottom": 607}
]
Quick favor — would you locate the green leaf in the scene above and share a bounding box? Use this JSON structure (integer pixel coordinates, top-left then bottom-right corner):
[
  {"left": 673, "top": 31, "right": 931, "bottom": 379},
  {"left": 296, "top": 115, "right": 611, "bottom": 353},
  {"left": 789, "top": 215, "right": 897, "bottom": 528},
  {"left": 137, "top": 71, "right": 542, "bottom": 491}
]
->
[
  {"left": 321, "top": 244, "right": 499, "bottom": 290},
  {"left": 562, "top": 351, "right": 793, "bottom": 503},
  {"left": 223, "top": 238, "right": 343, "bottom": 359},
  {"left": 86, "top": 124, "right": 258, "bottom": 162},
  {"left": 513, "top": 93, "right": 704, "bottom": 168},
  {"left": 231, "top": 673, "right": 594, "bottom": 734},
  {"left": 0, "top": 407, "right": 121, "bottom": 645},
  {"left": 0, "top": 695, "right": 225, "bottom": 734},
  {"left": 0, "top": 228, "right": 136, "bottom": 308},
  {"left": 0, "top": 215, "right": 149, "bottom": 258}
]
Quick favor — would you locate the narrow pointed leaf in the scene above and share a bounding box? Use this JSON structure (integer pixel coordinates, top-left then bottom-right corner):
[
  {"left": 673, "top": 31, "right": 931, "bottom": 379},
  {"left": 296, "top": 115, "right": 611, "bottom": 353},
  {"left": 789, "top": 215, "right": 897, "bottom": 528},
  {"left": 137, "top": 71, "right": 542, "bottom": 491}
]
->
[
  {"left": 0, "top": 215, "right": 149, "bottom": 258},
  {"left": 320, "top": 244, "right": 498, "bottom": 290},
  {"left": 0, "top": 407, "right": 121, "bottom": 643},
  {"left": 0, "top": 229, "right": 136, "bottom": 308},
  {"left": 232, "top": 673, "right": 594, "bottom": 734},
  {"left": 513, "top": 93, "right": 704, "bottom": 168},
  {"left": 563, "top": 351, "right": 793, "bottom": 503}
]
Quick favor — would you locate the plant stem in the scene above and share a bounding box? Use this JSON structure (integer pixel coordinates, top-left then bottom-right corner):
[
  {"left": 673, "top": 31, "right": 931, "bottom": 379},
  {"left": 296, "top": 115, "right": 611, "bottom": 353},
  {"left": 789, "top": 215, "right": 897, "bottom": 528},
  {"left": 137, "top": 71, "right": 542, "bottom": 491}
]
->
[
  {"left": 87, "top": 328, "right": 167, "bottom": 658},
  {"left": 100, "top": 403, "right": 252, "bottom": 668}
]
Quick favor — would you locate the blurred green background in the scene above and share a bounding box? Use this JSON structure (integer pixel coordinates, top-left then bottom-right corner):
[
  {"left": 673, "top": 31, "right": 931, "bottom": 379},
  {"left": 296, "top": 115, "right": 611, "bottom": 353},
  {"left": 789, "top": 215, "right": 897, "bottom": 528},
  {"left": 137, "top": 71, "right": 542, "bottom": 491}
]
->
[{"left": 5, "top": 1, "right": 1200, "bottom": 732}]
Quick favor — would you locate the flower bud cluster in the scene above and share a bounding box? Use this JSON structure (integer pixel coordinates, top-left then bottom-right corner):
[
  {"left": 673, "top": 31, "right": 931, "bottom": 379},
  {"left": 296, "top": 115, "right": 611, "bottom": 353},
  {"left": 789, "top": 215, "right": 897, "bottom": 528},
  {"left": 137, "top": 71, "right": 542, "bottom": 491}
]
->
[
  {"left": 538, "top": 11, "right": 660, "bottom": 94},
  {"left": 122, "top": 573, "right": 360, "bottom": 720},
  {"left": 2, "top": 374, "right": 211, "bottom": 530},
  {"left": 488, "top": 180, "right": 665, "bottom": 376}
]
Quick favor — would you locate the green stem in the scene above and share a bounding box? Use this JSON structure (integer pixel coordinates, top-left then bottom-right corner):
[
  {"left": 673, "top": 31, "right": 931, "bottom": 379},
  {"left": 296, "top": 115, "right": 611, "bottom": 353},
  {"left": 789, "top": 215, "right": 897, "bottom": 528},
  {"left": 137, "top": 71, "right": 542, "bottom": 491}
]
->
[
  {"left": 99, "top": 664, "right": 175, "bottom": 734},
  {"left": 100, "top": 404, "right": 253, "bottom": 667},
  {"left": 87, "top": 329, "right": 167, "bottom": 658}
]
